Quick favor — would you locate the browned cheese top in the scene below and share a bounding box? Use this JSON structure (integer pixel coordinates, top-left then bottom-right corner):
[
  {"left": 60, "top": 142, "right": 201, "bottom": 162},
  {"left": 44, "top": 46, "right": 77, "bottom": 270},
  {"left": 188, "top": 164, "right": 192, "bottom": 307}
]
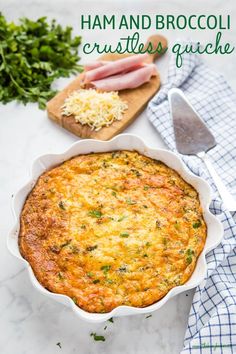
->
[{"left": 19, "top": 151, "right": 206, "bottom": 313}]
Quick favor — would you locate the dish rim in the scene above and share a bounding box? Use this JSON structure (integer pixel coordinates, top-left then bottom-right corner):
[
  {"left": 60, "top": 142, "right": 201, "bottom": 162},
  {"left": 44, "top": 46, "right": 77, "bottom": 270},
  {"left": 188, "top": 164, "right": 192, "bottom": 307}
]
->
[{"left": 7, "top": 133, "right": 224, "bottom": 323}]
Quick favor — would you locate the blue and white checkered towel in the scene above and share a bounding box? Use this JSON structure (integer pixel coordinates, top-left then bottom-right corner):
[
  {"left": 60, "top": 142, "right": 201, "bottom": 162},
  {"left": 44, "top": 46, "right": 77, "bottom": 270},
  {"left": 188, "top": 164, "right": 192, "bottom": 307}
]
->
[{"left": 148, "top": 46, "right": 236, "bottom": 353}]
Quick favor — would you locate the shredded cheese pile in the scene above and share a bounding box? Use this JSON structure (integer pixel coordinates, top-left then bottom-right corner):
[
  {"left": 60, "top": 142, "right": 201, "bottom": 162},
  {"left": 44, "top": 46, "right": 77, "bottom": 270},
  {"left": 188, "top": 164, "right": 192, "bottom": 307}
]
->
[{"left": 61, "top": 89, "right": 128, "bottom": 131}]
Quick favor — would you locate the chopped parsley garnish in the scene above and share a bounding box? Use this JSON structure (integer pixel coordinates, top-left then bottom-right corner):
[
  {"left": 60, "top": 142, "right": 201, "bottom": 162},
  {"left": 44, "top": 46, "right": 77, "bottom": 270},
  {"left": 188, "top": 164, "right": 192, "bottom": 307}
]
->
[
  {"left": 193, "top": 220, "right": 202, "bottom": 228},
  {"left": 108, "top": 317, "right": 114, "bottom": 323},
  {"left": 118, "top": 215, "right": 126, "bottom": 222},
  {"left": 144, "top": 185, "right": 150, "bottom": 190},
  {"left": 58, "top": 201, "right": 66, "bottom": 210},
  {"left": 111, "top": 151, "right": 119, "bottom": 158},
  {"left": 143, "top": 254, "right": 148, "bottom": 258},
  {"left": 118, "top": 266, "right": 127, "bottom": 272},
  {"left": 58, "top": 272, "right": 64, "bottom": 280},
  {"left": 174, "top": 221, "right": 181, "bottom": 231},
  {"left": 93, "top": 279, "right": 100, "bottom": 284},
  {"left": 90, "top": 333, "right": 105, "bottom": 342},
  {"left": 70, "top": 244, "right": 79, "bottom": 254},
  {"left": 186, "top": 248, "right": 195, "bottom": 264},
  {"left": 131, "top": 169, "right": 142, "bottom": 177},
  {"left": 86, "top": 245, "right": 98, "bottom": 252},
  {"left": 126, "top": 198, "right": 137, "bottom": 205},
  {"left": 81, "top": 224, "right": 86, "bottom": 229},
  {"left": 186, "top": 256, "right": 193, "bottom": 265},
  {"left": 101, "top": 265, "right": 111, "bottom": 274},
  {"left": 120, "top": 232, "right": 129, "bottom": 238},
  {"left": 88, "top": 210, "right": 102, "bottom": 218},
  {"left": 145, "top": 314, "right": 152, "bottom": 319},
  {"left": 111, "top": 191, "right": 117, "bottom": 197},
  {"left": 162, "top": 238, "right": 167, "bottom": 247},
  {"left": 60, "top": 240, "right": 71, "bottom": 248},
  {"left": 102, "top": 161, "right": 108, "bottom": 168}
]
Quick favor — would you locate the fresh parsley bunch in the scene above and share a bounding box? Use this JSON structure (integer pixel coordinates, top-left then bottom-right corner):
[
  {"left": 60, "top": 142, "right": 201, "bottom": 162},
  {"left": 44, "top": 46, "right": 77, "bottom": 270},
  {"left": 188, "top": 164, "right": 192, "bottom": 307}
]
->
[{"left": 0, "top": 14, "right": 83, "bottom": 109}]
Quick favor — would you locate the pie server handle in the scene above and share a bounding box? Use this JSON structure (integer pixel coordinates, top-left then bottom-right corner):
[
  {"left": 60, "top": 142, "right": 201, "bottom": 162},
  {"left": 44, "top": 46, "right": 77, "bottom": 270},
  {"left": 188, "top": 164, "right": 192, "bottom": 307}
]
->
[{"left": 197, "top": 151, "right": 236, "bottom": 212}]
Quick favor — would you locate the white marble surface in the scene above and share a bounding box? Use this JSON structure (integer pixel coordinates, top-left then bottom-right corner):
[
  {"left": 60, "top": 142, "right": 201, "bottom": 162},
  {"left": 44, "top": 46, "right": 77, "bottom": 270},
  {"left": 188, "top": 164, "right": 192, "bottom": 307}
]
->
[{"left": 1, "top": 1, "right": 236, "bottom": 353}]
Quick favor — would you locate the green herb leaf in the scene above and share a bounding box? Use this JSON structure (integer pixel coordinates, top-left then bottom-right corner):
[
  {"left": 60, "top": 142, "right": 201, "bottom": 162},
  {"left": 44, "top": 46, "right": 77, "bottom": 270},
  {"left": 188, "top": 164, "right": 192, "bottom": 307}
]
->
[
  {"left": 86, "top": 245, "right": 98, "bottom": 252},
  {"left": 145, "top": 314, "right": 152, "bottom": 319},
  {"left": 90, "top": 333, "right": 105, "bottom": 342},
  {"left": 162, "top": 238, "right": 167, "bottom": 247},
  {"left": 186, "top": 256, "right": 192, "bottom": 264},
  {"left": 186, "top": 248, "right": 194, "bottom": 256},
  {"left": 60, "top": 240, "right": 71, "bottom": 248},
  {"left": 88, "top": 210, "right": 102, "bottom": 218},
  {"left": 120, "top": 232, "right": 129, "bottom": 238},
  {"left": 186, "top": 248, "right": 194, "bottom": 264},
  {"left": 87, "top": 272, "right": 94, "bottom": 278},
  {"left": 118, "top": 266, "right": 127, "bottom": 272},
  {"left": 126, "top": 198, "right": 137, "bottom": 205},
  {"left": 58, "top": 272, "right": 64, "bottom": 280},
  {"left": 193, "top": 220, "right": 202, "bottom": 228},
  {"left": 58, "top": 201, "right": 66, "bottom": 210},
  {"left": 174, "top": 221, "right": 181, "bottom": 231},
  {"left": 0, "top": 13, "right": 83, "bottom": 109},
  {"left": 101, "top": 265, "right": 111, "bottom": 274},
  {"left": 108, "top": 317, "right": 114, "bottom": 323},
  {"left": 118, "top": 215, "right": 126, "bottom": 222},
  {"left": 131, "top": 169, "right": 142, "bottom": 177},
  {"left": 93, "top": 279, "right": 100, "bottom": 284}
]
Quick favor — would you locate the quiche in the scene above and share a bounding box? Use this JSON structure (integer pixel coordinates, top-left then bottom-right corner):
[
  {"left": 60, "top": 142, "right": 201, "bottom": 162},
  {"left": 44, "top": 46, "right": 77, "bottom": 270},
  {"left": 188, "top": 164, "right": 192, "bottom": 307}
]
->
[{"left": 19, "top": 150, "right": 206, "bottom": 313}]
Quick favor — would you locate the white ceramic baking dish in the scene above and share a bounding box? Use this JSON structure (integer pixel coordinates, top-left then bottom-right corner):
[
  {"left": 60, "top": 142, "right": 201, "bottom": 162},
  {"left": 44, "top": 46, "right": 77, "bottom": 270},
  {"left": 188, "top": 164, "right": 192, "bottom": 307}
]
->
[{"left": 7, "top": 134, "right": 223, "bottom": 323}]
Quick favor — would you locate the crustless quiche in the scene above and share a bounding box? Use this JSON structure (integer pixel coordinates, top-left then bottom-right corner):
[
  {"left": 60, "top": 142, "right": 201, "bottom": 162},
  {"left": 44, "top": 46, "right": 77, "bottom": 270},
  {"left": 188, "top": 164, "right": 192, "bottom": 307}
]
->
[{"left": 19, "top": 151, "right": 207, "bottom": 313}]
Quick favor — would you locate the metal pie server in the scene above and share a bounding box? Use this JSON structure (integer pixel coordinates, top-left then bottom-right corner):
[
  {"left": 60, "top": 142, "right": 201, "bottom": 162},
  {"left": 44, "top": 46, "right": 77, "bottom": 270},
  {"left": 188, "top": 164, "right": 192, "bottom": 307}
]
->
[{"left": 168, "top": 88, "right": 236, "bottom": 212}]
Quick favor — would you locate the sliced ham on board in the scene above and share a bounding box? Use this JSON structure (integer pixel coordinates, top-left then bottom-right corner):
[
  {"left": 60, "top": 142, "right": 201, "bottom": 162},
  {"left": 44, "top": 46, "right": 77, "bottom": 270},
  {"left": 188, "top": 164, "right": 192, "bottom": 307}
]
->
[
  {"left": 84, "top": 53, "right": 149, "bottom": 83},
  {"left": 89, "top": 64, "right": 157, "bottom": 91}
]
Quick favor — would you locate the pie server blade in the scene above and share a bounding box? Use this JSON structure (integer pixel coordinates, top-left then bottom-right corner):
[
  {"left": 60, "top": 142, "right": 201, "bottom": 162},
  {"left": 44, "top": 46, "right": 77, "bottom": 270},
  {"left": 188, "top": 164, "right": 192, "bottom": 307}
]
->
[
  {"left": 168, "top": 88, "right": 216, "bottom": 155},
  {"left": 168, "top": 88, "right": 236, "bottom": 212}
]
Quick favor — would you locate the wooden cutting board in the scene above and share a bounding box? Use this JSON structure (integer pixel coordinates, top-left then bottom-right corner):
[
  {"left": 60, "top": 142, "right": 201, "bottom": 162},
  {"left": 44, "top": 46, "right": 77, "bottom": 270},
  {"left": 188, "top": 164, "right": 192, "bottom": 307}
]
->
[{"left": 47, "top": 34, "right": 167, "bottom": 141}]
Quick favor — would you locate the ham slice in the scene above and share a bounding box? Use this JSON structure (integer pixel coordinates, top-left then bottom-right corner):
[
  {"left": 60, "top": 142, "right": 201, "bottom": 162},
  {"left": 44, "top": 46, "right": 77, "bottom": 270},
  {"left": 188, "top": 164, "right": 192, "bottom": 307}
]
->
[
  {"left": 89, "top": 64, "right": 157, "bottom": 91},
  {"left": 84, "top": 61, "right": 108, "bottom": 71},
  {"left": 84, "top": 61, "right": 143, "bottom": 74},
  {"left": 84, "top": 53, "right": 149, "bottom": 83}
]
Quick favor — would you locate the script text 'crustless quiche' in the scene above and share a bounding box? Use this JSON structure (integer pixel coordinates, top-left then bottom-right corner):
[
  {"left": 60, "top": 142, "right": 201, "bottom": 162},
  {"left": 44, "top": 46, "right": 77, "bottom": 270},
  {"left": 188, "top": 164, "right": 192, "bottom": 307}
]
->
[{"left": 19, "top": 151, "right": 206, "bottom": 313}]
